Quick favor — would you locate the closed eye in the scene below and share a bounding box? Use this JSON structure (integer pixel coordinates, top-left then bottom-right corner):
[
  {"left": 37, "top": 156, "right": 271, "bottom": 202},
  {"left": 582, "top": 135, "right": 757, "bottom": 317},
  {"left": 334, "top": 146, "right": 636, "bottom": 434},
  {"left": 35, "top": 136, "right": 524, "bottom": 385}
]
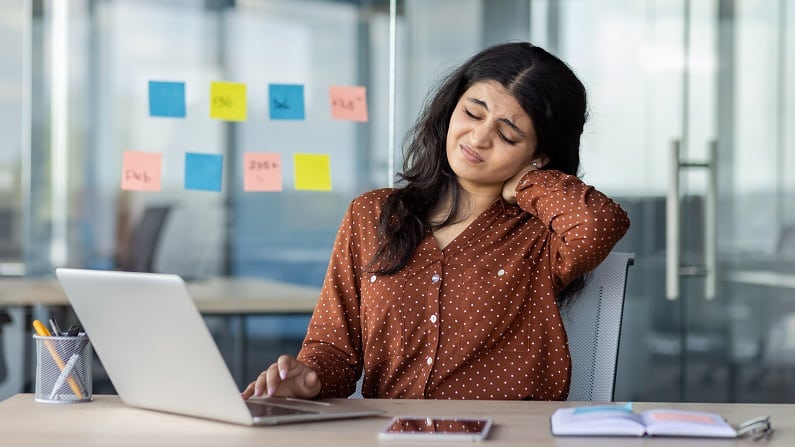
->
[
  {"left": 464, "top": 108, "right": 481, "bottom": 120},
  {"left": 465, "top": 108, "right": 518, "bottom": 144},
  {"left": 498, "top": 131, "right": 517, "bottom": 145}
]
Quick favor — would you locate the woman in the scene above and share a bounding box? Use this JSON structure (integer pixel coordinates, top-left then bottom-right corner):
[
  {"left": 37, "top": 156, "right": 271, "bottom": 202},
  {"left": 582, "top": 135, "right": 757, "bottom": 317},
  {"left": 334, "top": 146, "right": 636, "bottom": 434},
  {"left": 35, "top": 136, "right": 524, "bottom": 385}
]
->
[{"left": 243, "top": 42, "right": 630, "bottom": 401}]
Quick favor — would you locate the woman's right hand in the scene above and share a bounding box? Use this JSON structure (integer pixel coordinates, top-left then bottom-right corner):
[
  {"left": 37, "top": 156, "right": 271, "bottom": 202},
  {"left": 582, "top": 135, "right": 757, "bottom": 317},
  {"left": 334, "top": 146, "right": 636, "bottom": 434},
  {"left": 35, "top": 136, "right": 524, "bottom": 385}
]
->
[{"left": 241, "top": 355, "right": 322, "bottom": 400}]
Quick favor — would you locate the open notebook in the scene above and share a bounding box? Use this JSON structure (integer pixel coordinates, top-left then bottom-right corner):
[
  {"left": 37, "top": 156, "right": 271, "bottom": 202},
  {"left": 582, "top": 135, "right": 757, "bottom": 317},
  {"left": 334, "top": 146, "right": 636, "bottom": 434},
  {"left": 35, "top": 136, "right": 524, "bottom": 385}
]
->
[{"left": 55, "top": 268, "right": 382, "bottom": 426}]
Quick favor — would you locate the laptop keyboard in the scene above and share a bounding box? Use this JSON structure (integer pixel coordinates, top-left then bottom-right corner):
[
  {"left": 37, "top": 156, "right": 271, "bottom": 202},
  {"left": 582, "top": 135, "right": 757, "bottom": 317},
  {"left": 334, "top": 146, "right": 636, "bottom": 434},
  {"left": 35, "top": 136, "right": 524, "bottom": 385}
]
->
[{"left": 246, "top": 401, "right": 317, "bottom": 417}]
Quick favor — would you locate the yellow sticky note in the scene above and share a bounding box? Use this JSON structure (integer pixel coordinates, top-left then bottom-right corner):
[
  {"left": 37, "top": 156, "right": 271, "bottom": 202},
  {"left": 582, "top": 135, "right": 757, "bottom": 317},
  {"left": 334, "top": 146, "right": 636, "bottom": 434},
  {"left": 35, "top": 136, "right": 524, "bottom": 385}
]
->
[
  {"left": 294, "top": 153, "right": 332, "bottom": 191},
  {"left": 210, "top": 81, "right": 247, "bottom": 121},
  {"left": 120, "top": 150, "right": 162, "bottom": 191}
]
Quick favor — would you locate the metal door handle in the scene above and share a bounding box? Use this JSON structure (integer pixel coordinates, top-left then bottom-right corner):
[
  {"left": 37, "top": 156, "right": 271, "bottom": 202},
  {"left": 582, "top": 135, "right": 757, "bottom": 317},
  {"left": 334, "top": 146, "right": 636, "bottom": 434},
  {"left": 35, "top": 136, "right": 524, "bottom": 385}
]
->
[
  {"left": 704, "top": 141, "right": 717, "bottom": 300},
  {"left": 666, "top": 140, "right": 681, "bottom": 301},
  {"left": 666, "top": 139, "right": 717, "bottom": 301}
]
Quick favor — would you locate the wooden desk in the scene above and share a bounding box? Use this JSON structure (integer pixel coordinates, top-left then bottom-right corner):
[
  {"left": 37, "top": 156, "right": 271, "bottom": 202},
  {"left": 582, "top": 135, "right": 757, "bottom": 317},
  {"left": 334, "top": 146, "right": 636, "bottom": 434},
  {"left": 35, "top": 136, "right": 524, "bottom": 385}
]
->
[
  {"left": 0, "top": 276, "right": 320, "bottom": 314},
  {"left": 0, "top": 394, "right": 790, "bottom": 446}
]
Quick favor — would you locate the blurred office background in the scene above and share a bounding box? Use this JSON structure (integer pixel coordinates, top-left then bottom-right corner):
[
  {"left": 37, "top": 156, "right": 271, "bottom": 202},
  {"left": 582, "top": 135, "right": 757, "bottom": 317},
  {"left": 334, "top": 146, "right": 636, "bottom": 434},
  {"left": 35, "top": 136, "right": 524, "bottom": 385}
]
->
[{"left": 1, "top": 0, "right": 794, "bottom": 403}]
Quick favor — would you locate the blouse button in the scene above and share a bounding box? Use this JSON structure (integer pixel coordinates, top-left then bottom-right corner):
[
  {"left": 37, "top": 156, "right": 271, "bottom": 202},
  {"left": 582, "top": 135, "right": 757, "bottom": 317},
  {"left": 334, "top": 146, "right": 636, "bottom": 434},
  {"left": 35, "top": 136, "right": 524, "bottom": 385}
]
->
[
  {"left": 426, "top": 356, "right": 433, "bottom": 365},
  {"left": 369, "top": 275, "right": 377, "bottom": 283},
  {"left": 429, "top": 314, "right": 438, "bottom": 323},
  {"left": 431, "top": 274, "right": 441, "bottom": 283},
  {"left": 497, "top": 269, "right": 506, "bottom": 277}
]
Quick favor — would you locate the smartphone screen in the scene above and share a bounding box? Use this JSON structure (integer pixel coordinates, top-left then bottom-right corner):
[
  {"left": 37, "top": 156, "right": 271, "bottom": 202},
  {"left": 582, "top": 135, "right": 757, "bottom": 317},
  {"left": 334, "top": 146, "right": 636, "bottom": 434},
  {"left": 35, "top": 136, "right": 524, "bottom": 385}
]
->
[{"left": 378, "top": 417, "right": 493, "bottom": 441}]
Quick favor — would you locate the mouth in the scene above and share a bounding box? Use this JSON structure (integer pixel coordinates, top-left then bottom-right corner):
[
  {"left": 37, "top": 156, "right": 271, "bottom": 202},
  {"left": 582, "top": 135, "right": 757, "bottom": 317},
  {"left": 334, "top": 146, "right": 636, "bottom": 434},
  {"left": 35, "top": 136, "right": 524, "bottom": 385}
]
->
[{"left": 459, "top": 144, "right": 484, "bottom": 163}]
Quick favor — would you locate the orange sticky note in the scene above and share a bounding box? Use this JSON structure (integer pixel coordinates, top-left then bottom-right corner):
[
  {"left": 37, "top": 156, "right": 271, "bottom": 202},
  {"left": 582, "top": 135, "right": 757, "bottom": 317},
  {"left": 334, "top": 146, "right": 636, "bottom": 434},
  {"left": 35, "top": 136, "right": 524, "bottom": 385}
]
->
[
  {"left": 243, "top": 153, "right": 282, "bottom": 192},
  {"left": 294, "top": 153, "right": 332, "bottom": 191},
  {"left": 121, "top": 151, "right": 162, "bottom": 191},
  {"left": 210, "top": 81, "right": 247, "bottom": 121},
  {"left": 329, "top": 86, "right": 368, "bottom": 122}
]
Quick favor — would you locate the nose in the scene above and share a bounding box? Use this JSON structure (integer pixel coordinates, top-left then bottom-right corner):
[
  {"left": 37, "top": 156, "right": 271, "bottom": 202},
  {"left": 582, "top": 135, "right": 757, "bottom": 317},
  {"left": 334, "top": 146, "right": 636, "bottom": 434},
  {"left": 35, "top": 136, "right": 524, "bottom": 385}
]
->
[{"left": 470, "top": 122, "right": 492, "bottom": 148}]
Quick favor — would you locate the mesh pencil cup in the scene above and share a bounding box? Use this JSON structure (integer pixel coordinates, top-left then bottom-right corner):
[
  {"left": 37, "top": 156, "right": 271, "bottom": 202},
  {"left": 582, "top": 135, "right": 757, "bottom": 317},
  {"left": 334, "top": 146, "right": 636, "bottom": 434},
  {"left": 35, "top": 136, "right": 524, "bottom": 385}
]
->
[{"left": 33, "top": 334, "right": 92, "bottom": 403}]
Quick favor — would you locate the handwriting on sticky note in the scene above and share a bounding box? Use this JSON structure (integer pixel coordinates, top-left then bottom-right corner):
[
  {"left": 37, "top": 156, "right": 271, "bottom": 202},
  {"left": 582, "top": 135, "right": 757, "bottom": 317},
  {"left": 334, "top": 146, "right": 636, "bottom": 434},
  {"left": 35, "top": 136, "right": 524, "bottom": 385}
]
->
[
  {"left": 294, "top": 153, "right": 332, "bottom": 191},
  {"left": 244, "top": 153, "right": 282, "bottom": 192},
  {"left": 121, "top": 151, "right": 162, "bottom": 191},
  {"left": 210, "top": 81, "right": 247, "bottom": 121},
  {"left": 269, "top": 84, "right": 305, "bottom": 120},
  {"left": 329, "top": 86, "right": 368, "bottom": 122}
]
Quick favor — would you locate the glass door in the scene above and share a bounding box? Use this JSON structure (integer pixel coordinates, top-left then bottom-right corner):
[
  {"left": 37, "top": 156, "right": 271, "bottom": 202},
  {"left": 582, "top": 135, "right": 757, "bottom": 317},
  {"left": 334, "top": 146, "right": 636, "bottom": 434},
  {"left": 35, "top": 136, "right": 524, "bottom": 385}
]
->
[
  {"left": 551, "top": 0, "right": 795, "bottom": 402},
  {"left": 673, "top": 0, "right": 795, "bottom": 403},
  {"left": 716, "top": 0, "right": 795, "bottom": 403}
]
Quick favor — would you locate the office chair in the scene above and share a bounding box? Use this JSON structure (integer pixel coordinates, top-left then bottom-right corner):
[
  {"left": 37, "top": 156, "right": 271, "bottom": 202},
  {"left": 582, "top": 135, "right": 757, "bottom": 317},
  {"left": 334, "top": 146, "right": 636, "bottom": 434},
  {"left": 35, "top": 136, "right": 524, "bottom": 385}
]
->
[
  {"left": 349, "top": 252, "right": 635, "bottom": 400},
  {"left": 118, "top": 205, "right": 172, "bottom": 272},
  {"left": 562, "top": 252, "right": 635, "bottom": 401}
]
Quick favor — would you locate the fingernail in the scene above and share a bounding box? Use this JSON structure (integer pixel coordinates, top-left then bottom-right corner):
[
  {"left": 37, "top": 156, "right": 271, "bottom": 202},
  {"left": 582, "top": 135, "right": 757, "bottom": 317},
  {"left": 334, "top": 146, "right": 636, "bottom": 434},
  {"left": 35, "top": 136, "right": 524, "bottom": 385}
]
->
[
  {"left": 267, "top": 385, "right": 275, "bottom": 396},
  {"left": 254, "top": 386, "right": 262, "bottom": 396},
  {"left": 279, "top": 368, "right": 287, "bottom": 380}
]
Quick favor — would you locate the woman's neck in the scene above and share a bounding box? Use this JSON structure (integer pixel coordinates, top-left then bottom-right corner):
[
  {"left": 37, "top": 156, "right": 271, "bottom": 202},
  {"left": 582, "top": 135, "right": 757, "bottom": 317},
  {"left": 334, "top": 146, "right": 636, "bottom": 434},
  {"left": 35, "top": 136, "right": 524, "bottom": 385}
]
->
[
  {"left": 430, "top": 185, "right": 498, "bottom": 250},
  {"left": 433, "top": 183, "right": 500, "bottom": 226}
]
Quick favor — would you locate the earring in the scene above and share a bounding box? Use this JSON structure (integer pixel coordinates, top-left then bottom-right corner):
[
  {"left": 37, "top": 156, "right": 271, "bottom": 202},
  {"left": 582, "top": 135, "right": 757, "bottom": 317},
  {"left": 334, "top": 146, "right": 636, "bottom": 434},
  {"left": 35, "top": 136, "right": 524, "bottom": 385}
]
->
[{"left": 531, "top": 161, "right": 538, "bottom": 168}]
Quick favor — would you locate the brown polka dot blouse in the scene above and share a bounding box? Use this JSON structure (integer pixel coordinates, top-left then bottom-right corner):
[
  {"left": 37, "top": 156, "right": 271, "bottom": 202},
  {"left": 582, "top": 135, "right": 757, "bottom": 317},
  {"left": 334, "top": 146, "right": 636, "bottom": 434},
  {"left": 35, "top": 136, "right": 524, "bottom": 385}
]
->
[{"left": 297, "top": 169, "right": 630, "bottom": 400}]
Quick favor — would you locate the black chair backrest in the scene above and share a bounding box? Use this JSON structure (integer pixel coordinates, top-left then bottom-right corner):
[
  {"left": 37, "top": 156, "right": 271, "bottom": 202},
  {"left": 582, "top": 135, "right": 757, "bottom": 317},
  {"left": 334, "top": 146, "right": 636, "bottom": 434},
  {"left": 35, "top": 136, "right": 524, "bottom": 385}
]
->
[{"left": 121, "top": 205, "right": 171, "bottom": 272}]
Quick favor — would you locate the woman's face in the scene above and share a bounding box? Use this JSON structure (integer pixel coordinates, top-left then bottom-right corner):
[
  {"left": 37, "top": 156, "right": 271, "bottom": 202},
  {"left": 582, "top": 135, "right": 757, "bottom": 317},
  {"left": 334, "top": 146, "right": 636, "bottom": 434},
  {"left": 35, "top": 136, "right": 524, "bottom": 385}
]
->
[{"left": 446, "top": 80, "right": 538, "bottom": 192}]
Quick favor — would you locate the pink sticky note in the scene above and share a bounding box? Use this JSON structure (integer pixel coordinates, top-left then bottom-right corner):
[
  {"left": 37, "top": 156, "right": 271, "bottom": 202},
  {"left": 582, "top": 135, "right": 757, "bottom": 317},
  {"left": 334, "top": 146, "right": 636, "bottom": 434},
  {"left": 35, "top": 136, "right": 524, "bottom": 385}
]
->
[
  {"left": 329, "top": 86, "right": 368, "bottom": 122},
  {"left": 243, "top": 153, "right": 283, "bottom": 192},
  {"left": 121, "top": 151, "right": 162, "bottom": 191}
]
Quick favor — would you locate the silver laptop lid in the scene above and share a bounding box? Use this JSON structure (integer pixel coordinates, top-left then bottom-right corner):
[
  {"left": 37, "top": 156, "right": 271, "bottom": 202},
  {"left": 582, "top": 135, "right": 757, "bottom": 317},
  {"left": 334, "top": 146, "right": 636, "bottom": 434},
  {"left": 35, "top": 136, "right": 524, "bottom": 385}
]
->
[{"left": 56, "top": 268, "right": 255, "bottom": 425}]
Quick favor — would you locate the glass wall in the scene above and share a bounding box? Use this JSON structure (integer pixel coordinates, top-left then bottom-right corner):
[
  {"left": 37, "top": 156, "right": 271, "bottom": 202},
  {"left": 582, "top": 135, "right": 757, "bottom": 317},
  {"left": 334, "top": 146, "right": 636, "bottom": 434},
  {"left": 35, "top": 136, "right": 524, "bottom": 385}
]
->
[
  {"left": 0, "top": 0, "right": 27, "bottom": 275},
  {"left": 2, "top": 0, "right": 794, "bottom": 402}
]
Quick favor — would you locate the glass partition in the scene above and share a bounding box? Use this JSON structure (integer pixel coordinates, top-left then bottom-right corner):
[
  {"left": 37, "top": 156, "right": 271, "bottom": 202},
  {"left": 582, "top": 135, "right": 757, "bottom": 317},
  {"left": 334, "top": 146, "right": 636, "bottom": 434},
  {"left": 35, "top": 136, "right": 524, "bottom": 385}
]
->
[
  {"left": 0, "top": 0, "right": 27, "bottom": 275},
  {"left": 4, "top": 0, "right": 795, "bottom": 402}
]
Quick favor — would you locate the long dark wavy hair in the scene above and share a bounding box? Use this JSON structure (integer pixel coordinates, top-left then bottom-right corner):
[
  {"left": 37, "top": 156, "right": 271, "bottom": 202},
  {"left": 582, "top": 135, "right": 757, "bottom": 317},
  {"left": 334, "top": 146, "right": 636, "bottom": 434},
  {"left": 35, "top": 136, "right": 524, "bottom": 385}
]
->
[{"left": 369, "top": 42, "right": 588, "bottom": 305}]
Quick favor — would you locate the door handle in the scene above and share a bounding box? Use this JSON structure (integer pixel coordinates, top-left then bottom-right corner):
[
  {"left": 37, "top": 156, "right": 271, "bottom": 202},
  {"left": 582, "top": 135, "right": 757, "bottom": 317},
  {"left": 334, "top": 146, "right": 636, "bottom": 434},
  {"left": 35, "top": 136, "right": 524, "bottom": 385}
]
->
[
  {"left": 666, "top": 139, "right": 717, "bottom": 301},
  {"left": 666, "top": 140, "right": 681, "bottom": 301},
  {"left": 704, "top": 141, "right": 717, "bottom": 300}
]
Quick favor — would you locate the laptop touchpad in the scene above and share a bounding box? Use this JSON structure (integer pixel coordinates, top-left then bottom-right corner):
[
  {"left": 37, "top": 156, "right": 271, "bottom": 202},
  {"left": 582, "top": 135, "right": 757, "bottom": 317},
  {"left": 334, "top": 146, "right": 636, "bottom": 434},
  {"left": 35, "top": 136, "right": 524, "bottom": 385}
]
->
[{"left": 246, "top": 401, "right": 318, "bottom": 417}]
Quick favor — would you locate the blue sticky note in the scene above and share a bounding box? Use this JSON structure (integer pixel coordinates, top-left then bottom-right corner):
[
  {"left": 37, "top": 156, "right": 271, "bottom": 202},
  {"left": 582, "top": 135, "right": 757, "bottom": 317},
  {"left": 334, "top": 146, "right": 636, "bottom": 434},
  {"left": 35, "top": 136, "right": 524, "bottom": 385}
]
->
[
  {"left": 184, "top": 153, "right": 223, "bottom": 191},
  {"left": 269, "top": 84, "right": 305, "bottom": 120},
  {"left": 149, "top": 81, "right": 186, "bottom": 118}
]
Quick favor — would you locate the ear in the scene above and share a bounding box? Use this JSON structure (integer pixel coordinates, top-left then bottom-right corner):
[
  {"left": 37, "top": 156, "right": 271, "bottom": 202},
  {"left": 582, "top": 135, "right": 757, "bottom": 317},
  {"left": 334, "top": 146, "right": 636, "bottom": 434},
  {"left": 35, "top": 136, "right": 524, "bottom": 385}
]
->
[{"left": 532, "top": 154, "right": 551, "bottom": 168}]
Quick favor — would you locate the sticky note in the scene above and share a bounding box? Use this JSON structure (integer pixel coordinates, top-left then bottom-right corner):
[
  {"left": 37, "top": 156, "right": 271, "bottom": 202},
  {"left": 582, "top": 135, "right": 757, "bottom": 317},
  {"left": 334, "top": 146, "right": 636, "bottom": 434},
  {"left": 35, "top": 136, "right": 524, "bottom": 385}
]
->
[
  {"left": 329, "top": 86, "right": 368, "bottom": 122},
  {"left": 210, "top": 81, "right": 247, "bottom": 121},
  {"left": 269, "top": 84, "right": 305, "bottom": 120},
  {"left": 294, "top": 153, "right": 332, "bottom": 191},
  {"left": 121, "top": 151, "right": 162, "bottom": 191},
  {"left": 148, "top": 81, "right": 186, "bottom": 118},
  {"left": 243, "top": 153, "right": 282, "bottom": 192},
  {"left": 185, "top": 152, "right": 223, "bottom": 192}
]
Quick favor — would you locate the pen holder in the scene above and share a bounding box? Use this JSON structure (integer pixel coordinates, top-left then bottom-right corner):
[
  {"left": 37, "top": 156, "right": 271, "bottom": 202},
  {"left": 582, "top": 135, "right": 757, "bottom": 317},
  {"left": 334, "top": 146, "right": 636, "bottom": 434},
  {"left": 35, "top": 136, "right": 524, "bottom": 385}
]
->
[{"left": 33, "top": 334, "right": 92, "bottom": 403}]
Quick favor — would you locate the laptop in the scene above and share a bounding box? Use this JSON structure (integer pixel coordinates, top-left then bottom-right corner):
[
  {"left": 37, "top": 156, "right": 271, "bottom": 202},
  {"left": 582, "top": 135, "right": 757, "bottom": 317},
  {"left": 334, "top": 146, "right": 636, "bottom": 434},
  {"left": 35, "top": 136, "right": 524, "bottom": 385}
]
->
[{"left": 54, "top": 268, "right": 383, "bottom": 426}]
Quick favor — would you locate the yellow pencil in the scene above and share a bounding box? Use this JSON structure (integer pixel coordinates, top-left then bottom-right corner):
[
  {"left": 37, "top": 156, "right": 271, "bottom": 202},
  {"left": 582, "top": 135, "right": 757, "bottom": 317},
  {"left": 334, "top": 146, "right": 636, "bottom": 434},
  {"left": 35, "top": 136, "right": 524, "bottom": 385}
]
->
[{"left": 32, "top": 320, "right": 84, "bottom": 399}]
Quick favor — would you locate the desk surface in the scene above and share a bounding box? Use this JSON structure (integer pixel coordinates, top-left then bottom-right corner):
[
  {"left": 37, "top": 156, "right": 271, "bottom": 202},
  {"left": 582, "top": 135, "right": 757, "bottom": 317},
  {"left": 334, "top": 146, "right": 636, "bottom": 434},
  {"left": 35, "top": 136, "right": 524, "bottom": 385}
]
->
[
  {"left": 0, "top": 394, "right": 791, "bottom": 446},
  {"left": 0, "top": 276, "right": 319, "bottom": 314}
]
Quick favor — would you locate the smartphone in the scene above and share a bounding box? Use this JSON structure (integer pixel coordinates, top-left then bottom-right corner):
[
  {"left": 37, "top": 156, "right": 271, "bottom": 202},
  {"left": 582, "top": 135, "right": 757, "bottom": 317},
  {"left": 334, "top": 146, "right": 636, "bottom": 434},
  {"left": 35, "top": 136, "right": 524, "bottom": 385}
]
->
[{"left": 378, "top": 416, "right": 493, "bottom": 442}]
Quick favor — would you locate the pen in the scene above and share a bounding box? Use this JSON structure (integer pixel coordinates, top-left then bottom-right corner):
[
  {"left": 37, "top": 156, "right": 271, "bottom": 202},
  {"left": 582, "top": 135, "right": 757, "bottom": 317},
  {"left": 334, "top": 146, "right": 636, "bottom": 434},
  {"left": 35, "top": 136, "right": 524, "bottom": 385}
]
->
[
  {"left": 48, "top": 318, "right": 63, "bottom": 336},
  {"left": 49, "top": 337, "right": 89, "bottom": 400},
  {"left": 32, "top": 320, "right": 84, "bottom": 399}
]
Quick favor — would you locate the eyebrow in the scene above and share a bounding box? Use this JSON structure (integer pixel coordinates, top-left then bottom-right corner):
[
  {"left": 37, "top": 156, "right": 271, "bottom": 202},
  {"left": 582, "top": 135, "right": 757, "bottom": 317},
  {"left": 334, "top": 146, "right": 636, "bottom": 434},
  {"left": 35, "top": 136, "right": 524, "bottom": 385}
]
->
[{"left": 466, "top": 97, "right": 526, "bottom": 138}]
